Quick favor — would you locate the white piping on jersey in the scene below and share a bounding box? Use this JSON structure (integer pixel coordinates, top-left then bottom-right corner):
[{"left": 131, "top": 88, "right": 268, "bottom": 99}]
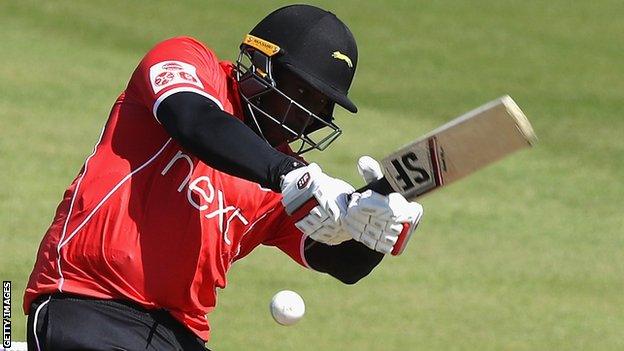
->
[
  {"left": 232, "top": 208, "right": 275, "bottom": 260},
  {"left": 152, "top": 87, "right": 224, "bottom": 124},
  {"left": 242, "top": 208, "right": 275, "bottom": 237},
  {"left": 56, "top": 122, "right": 108, "bottom": 291},
  {"left": 58, "top": 138, "right": 172, "bottom": 248},
  {"left": 33, "top": 296, "right": 51, "bottom": 351},
  {"left": 56, "top": 136, "right": 172, "bottom": 291}
]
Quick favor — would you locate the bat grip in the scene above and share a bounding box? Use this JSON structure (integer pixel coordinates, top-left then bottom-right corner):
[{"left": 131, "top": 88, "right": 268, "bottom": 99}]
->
[{"left": 354, "top": 176, "right": 394, "bottom": 196}]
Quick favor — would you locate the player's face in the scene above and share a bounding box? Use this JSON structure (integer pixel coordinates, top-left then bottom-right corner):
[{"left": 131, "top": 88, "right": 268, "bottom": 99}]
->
[{"left": 257, "top": 70, "right": 333, "bottom": 146}]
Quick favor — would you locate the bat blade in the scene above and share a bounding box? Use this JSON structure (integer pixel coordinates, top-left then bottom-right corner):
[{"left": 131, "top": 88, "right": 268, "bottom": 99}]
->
[{"left": 361, "top": 95, "right": 537, "bottom": 199}]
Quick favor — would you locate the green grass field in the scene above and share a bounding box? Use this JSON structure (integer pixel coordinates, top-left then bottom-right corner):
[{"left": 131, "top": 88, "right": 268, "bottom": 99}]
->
[{"left": 1, "top": 1, "right": 623, "bottom": 349}]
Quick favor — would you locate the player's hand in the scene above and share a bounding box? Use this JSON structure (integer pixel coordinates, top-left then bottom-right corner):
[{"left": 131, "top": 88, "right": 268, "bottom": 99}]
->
[
  {"left": 343, "top": 156, "right": 424, "bottom": 255},
  {"left": 281, "top": 163, "right": 354, "bottom": 245}
]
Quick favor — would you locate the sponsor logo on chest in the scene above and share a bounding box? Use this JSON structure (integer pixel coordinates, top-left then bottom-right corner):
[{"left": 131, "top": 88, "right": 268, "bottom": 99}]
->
[{"left": 161, "top": 150, "right": 249, "bottom": 246}]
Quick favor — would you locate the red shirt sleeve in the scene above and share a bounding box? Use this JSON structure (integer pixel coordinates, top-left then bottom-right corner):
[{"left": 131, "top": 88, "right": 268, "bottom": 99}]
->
[{"left": 125, "top": 36, "right": 226, "bottom": 123}]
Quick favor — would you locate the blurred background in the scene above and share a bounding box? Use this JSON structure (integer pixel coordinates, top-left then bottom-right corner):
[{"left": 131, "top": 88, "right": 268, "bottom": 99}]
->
[{"left": 1, "top": 1, "right": 622, "bottom": 349}]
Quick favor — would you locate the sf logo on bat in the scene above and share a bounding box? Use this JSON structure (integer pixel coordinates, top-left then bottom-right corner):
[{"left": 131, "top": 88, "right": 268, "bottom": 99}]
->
[
  {"left": 390, "top": 152, "right": 430, "bottom": 190},
  {"left": 383, "top": 137, "right": 444, "bottom": 198}
]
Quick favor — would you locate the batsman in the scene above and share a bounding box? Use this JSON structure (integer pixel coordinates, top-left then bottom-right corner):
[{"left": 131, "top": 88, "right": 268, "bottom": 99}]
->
[{"left": 24, "top": 4, "right": 424, "bottom": 350}]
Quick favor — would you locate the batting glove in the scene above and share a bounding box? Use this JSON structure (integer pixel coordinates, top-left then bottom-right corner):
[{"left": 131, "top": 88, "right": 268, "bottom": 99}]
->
[
  {"left": 343, "top": 156, "right": 424, "bottom": 255},
  {"left": 281, "top": 163, "right": 354, "bottom": 245}
]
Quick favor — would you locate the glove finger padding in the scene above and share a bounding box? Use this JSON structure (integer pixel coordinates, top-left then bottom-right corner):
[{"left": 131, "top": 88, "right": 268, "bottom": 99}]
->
[
  {"left": 315, "top": 179, "right": 353, "bottom": 222},
  {"left": 294, "top": 206, "right": 330, "bottom": 233},
  {"left": 295, "top": 205, "right": 352, "bottom": 245},
  {"left": 344, "top": 190, "right": 423, "bottom": 255},
  {"left": 349, "top": 191, "right": 394, "bottom": 218}
]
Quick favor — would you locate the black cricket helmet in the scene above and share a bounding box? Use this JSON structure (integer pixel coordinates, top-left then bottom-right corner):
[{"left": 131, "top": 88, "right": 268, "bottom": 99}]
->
[{"left": 236, "top": 4, "right": 358, "bottom": 154}]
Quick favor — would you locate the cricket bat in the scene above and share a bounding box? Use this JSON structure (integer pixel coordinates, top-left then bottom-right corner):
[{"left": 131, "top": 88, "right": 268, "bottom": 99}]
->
[
  {"left": 293, "top": 95, "right": 537, "bottom": 255},
  {"left": 360, "top": 95, "right": 537, "bottom": 200}
]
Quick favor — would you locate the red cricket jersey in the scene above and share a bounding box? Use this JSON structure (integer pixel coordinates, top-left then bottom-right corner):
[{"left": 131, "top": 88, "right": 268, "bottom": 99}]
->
[{"left": 24, "top": 36, "right": 310, "bottom": 341}]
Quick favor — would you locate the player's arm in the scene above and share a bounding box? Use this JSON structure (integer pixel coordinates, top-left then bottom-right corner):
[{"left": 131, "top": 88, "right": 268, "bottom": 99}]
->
[
  {"left": 157, "top": 91, "right": 302, "bottom": 191},
  {"left": 303, "top": 238, "right": 384, "bottom": 284},
  {"left": 161, "top": 92, "right": 364, "bottom": 250}
]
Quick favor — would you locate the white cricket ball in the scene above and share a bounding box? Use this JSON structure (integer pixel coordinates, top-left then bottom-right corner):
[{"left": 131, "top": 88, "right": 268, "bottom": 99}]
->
[{"left": 270, "top": 290, "right": 305, "bottom": 326}]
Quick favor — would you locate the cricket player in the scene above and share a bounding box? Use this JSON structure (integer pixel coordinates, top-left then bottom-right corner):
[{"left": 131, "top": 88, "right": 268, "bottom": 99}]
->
[{"left": 24, "top": 4, "right": 423, "bottom": 350}]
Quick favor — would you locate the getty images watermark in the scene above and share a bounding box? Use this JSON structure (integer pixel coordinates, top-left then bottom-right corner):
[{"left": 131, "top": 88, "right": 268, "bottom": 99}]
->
[{"left": 2, "top": 281, "right": 10, "bottom": 348}]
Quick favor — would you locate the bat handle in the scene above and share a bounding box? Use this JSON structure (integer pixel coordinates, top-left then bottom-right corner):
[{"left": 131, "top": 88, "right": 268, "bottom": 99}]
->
[{"left": 354, "top": 176, "right": 394, "bottom": 196}]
